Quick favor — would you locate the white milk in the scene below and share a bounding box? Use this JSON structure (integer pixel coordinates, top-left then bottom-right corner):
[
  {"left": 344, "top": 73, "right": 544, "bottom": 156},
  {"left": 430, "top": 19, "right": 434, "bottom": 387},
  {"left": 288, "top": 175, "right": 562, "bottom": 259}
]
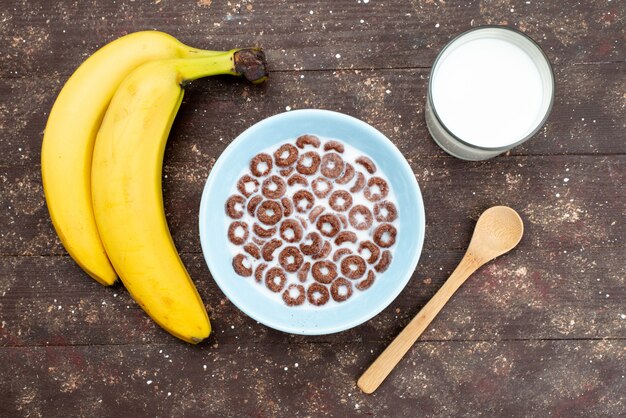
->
[{"left": 426, "top": 27, "right": 554, "bottom": 160}]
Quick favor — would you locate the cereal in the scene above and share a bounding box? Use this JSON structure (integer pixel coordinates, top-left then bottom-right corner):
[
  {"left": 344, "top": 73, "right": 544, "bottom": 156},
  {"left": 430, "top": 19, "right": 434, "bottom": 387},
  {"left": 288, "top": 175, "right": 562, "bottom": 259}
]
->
[
  {"left": 333, "top": 248, "right": 353, "bottom": 262},
  {"left": 254, "top": 263, "right": 268, "bottom": 282},
  {"left": 350, "top": 172, "right": 366, "bottom": 193},
  {"left": 324, "top": 140, "right": 345, "bottom": 153},
  {"left": 274, "top": 143, "right": 299, "bottom": 167},
  {"left": 307, "top": 283, "right": 330, "bottom": 306},
  {"left": 279, "top": 167, "right": 294, "bottom": 177},
  {"left": 261, "top": 175, "right": 287, "bottom": 199},
  {"left": 335, "top": 231, "right": 357, "bottom": 246},
  {"left": 311, "top": 260, "right": 338, "bottom": 284},
  {"left": 356, "top": 270, "right": 376, "bottom": 291},
  {"left": 373, "top": 200, "right": 398, "bottom": 223},
  {"left": 300, "top": 231, "right": 322, "bottom": 256},
  {"left": 373, "top": 223, "right": 397, "bottom": 248},
  {"left": 374, "top": 250, "right": 392, "bottom": 273},
  {"left": 336, "top": 163, "right": 355, "bottom": 185},
  {"left": 296, "top": 151, "right": 321, "bottom": 175},
  {"left": 280, "top": 219, "right": 303, "bottom": 243},
  {"left": 262, "top": 238, "right": 283, "bottom": 262},
  {"left": 257, "top": 200, "right": 283, "bottom": 225},
  {"left": 364, "top": 177, "right": 389, "bottom": 202},
  {"left": 297, "top": 261, "right": 311, "bottom": 282},
  {"left": 247, "top": 195, "right": 263, "bottom": 217},
  {"left": 237, "top": 174, "right": 259, "bottom": 197},
  {"left": 308, "top": 205, "right": 325, "bottom": 223},
  {"left": 329, "top": 190, "right": 353, "bottom": 212},
  {"left": 316, "top": 214, "right": 342, "bottom": 238},
  {"left": 331, "top": 277, "right": 353, "bottom": 302},
  {"left": 232, "top": 254, "right": 252, "bottom": 277},
  {"left": 287, "top": 174, "right": 308, "bottom": 187},
  {"left": 348, "top": 205, "right": 373, "bottom": 230},
  {"left": 337, "top": 213, "right": 348, "bottom": 229},
  {"left": 355, "top": 156, "right": 377, "bottom": 174},
  {"left": 358, "top": 240, "right": 381, "bottom": 264},
  {"left": 293, "top": 190, "right": 315, "bottom": 213},
  {"left": 243, "top": 242, "right": 261, "bottom": 259},
  {"left": 225, "top": 194, "right": 246, "bottom": 219},
  {"left": 340, "top": 255, "right": 366, "bottom": 280},
  {"left": 282, "top": 284, "right": 306, "bottom": 306},
  {"left": 320, "top": 152, "right": 344, "bottom": 178},
  {"left": 312, "top": 241, "right": 332, "bottom": 260},
  {"left": 281, "top": 197, "right": 294, "bottom": 217},
  {"left": 253, "top": 223, "right": 276, "bottom": 238},
  {"left": 279, "top": 246, "right": 304, "bottom": 273},
  {"left": 250, "top": 153, "right": 273, "bottom": 177},
  {"left": 311, "top": 177, "right": 333, "bottom": 198},
  {"left": 296, "top": 134, "right": 321, "bottom": 149},
  {"left": 252, "top": 237, "right": 266, "bottom": 247},
  {"left": 265, "top": 267, "right": 287, "bottom": 292},
  {"left": 228, "top": 221, "right": 249, "bottom": 245}
]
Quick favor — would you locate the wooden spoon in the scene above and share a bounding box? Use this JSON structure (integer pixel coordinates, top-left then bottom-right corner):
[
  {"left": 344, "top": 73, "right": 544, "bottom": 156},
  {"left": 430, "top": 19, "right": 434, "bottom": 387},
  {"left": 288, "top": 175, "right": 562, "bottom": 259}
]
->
[{"left": 357, "top": 206, "right": 524, "bottom": 394}]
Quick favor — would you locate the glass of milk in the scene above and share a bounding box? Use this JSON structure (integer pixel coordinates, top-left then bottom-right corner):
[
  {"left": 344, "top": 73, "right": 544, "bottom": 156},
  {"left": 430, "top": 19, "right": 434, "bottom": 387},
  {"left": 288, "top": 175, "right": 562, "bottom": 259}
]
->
[{"left": 425, "top": 26, "right": 555, "bottom": 160}]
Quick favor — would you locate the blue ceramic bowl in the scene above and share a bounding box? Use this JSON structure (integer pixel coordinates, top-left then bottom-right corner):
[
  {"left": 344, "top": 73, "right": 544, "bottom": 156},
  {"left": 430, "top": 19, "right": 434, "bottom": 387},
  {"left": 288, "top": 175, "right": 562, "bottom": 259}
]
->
[{"left": 199, "top": 109, "right": 425, "bottom": 335}]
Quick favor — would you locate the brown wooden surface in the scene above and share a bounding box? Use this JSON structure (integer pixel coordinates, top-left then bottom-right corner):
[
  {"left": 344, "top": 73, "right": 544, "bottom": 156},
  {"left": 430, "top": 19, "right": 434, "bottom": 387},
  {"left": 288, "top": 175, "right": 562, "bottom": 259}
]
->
[{"left": 1, "top": 0, "right": 624, "bottom": 416}]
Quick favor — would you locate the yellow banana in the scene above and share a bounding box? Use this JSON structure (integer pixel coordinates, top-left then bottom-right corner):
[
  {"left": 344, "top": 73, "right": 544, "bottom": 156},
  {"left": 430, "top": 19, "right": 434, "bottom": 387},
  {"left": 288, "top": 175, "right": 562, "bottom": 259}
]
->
[
  {"left": 91, "top": 50, "right": 268, "bottom": 343},
  {"left": 42, "top": 31, "right": 223, "bottom": 286}
]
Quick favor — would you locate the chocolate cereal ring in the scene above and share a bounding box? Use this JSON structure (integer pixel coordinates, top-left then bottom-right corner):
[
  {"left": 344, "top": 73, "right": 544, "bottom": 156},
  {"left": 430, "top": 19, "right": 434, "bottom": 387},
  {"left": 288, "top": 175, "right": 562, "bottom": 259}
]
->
[
  {"left": 237, "top": 174, "right": 259, "bottom": 197},
  {"left": 337, "top": 214, "right": 348, "bottom": 229},
  {"left": 274, "top": 143, "right": 299, "bottom": 167},
  {"left": 312, "top": 177, "right": 333, "bottom": 198},
  {"left": 364, "top": 177, "right": 389, "bottom": 202},
  {"left": 296, "top": 134, "right": 321, "bottom": 149},
  {"left": 228, "top": 221, "right": 249, "bottom": 245},
  {"left": 307, "top": 283, "right": 330, "bottom": 306},
  {"left": 287, "top": 174, "right": 308, "bottom": 187},
  {"left": 330, "top": 277, "right": 353, "bottom": 302},
  {"left": 243, "top": 242, "right": 261, "bottom": 259},
  {"left": 281, "top": 197, "right": 294, "bottom": 217},
  {"left": 293, "top": 190, "right": 315, "bottom": 213},
  {"left": 280, "top": 219, "right": 303, "bottom": 243},
  {"left": 333, "top": 248, "right": 353, "bottom": 263},
  {"left": 262, "top": 239, "right": 283, "bottom": 262},
  {"left": 349, "top": 172, "right": 366, "bottom": 193},
  {"left": 320, "top": 152, "right": 344, "bottom": 179},
  {"left": 262, "top": 175, "right": 287, "bottom": 199},
  {"left": 225, "top": 195, "right": 246, "bottom": 219},
  {"left": 308, "top": 205, "right": 324, "bottom": 223},
  {"left": 311, "top": 260, "right": 338, "bottom": 284},
  {"left": 252, "top": 237, "right": 266, "bottom": 247},
  {"left": 247, "top": 195, "right": 263, "bottom": 217},
  {"left": 358, "top": 240, "right": 381, "bottom": 264},
  {"left": 257, "top": 200, "right": 283, "bottom": 226},
  {"left": 265, "top": 267, "right": 287, "bottom": 293},
  {"left": 232, "top": 254, "right": 252, "bottom": 277},
  {"left": 329, "top": 190, "right": 353, "bottom": 212},
  {"left": 250, "top": 153, "right": 273, "bottom": 177},
  {"left": 279, "top": 246, "right": 304, "bottom": 273},
  {"left": 312, "top": 241, "right": 332, "bottom": 260},
  {"left": 296, "top": 151, "right": 321, "bottom": 175},
  {"left": 279, "top": 167, "right": 294, "bottom": 177},
  {"left": 316, "top": 214, "right": 341, "bottom": 238},
  {"left": 297, "top": 262, "right": 311, "bottom": 282},
  {"left": 300, "top": 232, "right": 322, "bottom": 256},
  {"left": 374, "top": 250, "right": 392, "bottom": 273},
  {"left": 340, "top": 255, "right": 366, "bottom": 280},
  {"left": 355, "top": 156, "right": 377, "bottom": 174},
  {"left": 374, "top": 200, "right": 398, "bottom": 223},
  {"left": 282, "top": 284, "right": 306, "bottom": 306},
  {"left": 373, "top": 223, "right": 397, "bottom": 248},
  {"left": 348, "top": 205, "right": 373, "bottom": 230},
  {"left": 253, "top": 223, "right": 276, "bottom": 239},
  {"left": 334, "top": 231, "right": 357, "bottom": 246},
  {"left": 336, "top": 163, "right": 355, "bottom": 185},
  {"left": 297, "top": 216, "right": 308, "bottom": 229},
  {"left": 356, "top": 270, "right": 376, "bottom": 291},
  {"left": 254, "top": 263, "right": 268, "bottom": 283},
  {"left": 324, "top": 140, "right": 345, "bottom": 153}
]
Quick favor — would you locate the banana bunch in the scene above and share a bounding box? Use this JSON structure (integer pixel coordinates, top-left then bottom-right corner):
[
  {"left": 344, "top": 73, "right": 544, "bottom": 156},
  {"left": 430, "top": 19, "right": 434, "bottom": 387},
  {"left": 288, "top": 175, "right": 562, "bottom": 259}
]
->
[{"left": 42, "top": 31, "right": 268, "bottom": 343}]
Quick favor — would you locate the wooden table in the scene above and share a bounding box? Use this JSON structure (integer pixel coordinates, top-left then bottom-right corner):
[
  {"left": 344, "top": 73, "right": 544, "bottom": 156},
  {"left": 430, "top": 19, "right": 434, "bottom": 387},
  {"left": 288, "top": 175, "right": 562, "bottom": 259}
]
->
[{"left": 1, "top": 1, "right": 624, "bottom": 416}]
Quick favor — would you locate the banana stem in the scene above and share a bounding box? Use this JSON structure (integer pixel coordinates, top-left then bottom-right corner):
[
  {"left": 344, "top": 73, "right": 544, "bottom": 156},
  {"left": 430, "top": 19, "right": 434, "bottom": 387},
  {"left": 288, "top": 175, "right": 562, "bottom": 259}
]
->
[{"left": 177, "top": 48, "right": 268, "bottom": 84}]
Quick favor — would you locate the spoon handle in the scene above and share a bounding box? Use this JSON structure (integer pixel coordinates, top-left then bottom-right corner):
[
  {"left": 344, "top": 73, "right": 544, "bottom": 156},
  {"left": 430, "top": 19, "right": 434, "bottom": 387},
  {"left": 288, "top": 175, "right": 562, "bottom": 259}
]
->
[{"left": 357, "top": 252, "right": 482, "bottom": 394}]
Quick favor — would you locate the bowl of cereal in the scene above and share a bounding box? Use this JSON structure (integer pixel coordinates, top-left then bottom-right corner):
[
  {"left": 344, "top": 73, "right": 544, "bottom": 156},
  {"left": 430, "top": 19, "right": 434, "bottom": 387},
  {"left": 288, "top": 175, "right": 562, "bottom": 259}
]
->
[{"left": 199, "top": 109, "right": 425, "bottom": 334}]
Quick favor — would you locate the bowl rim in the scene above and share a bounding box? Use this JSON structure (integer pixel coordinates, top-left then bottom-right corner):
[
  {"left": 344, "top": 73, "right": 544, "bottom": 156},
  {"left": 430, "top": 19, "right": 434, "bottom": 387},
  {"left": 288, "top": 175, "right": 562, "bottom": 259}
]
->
[{"left": 199, "top": 109, "right": 426, "bottom": 335}]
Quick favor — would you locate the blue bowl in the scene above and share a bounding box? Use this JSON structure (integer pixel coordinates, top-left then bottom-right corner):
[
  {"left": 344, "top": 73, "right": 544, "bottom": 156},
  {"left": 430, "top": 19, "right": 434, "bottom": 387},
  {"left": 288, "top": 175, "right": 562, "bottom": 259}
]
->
[{"left": 199, "top": 109, "right": 425, "bottom": 335}]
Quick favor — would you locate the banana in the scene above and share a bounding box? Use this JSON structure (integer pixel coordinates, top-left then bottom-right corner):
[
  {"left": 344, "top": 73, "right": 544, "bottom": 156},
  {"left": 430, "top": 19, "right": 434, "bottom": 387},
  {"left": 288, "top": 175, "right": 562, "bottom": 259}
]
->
[
  {"left": 42, "top": 31, "right": 223, "bottom": 286},
  {"left": 91, "top": 50, "right": 268, "bottom": 343}
]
